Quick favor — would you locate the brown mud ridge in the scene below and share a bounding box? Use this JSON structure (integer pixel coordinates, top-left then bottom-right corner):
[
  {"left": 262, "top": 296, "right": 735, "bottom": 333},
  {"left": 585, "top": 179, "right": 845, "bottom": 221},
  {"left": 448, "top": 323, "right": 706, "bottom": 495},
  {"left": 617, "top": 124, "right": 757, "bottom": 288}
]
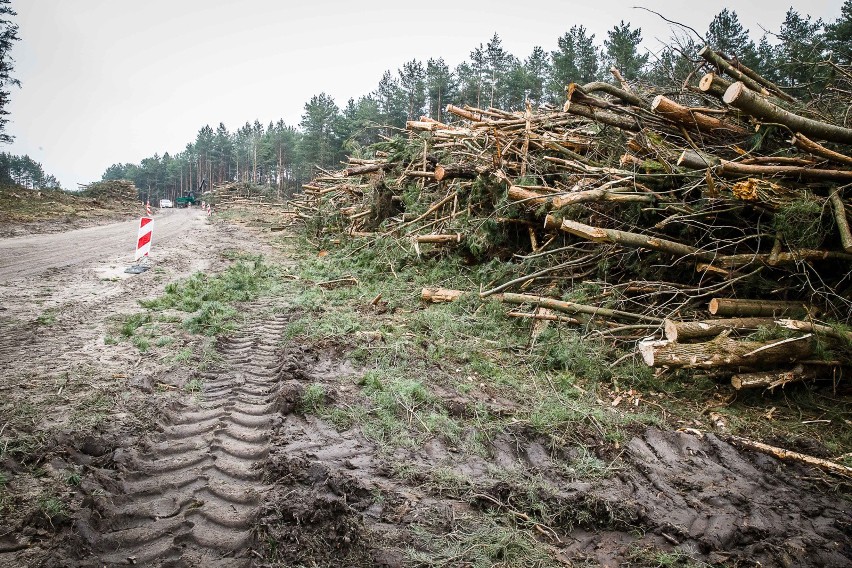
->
[
  {"left": 62, "top": 314, "right": 291, "bottom": 566},
  {"left": 16, "top": 319, "right": 851, "bottom": 567}
]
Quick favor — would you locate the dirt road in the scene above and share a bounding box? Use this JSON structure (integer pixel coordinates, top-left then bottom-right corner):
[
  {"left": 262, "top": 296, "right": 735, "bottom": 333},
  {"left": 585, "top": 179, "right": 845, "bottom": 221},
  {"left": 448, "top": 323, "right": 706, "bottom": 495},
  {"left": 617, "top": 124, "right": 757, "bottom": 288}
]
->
[{"left": 0, "top": 208, "right": 202, "bottom": 283}]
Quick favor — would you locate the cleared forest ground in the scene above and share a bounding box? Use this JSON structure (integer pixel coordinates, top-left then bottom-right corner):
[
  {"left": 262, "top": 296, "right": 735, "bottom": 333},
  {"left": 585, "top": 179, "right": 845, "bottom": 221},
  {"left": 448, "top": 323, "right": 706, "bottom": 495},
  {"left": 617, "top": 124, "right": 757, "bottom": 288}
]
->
[{"left": 0, "top": 205, "right": 849, "bottom": 567}]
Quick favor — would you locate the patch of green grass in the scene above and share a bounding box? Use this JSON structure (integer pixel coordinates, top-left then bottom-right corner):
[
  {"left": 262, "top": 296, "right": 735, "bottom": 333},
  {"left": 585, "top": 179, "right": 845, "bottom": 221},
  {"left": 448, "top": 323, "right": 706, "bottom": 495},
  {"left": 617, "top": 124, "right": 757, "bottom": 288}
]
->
[
  {"left": 408, "top": 514, "right": 562, "bottom": 567},
  {"left": 120, "top": 312, "right": 152, "bottom": 338},
  {"left": 132, "top": 335, "right": 150, "bottom": 352},
  {"left": 300, "top": 383, "right": 326, "bottom": 413},
  {"left": 171, "top": 348, "right": 193, "bottom": 364},
  {"left": 136, "top": 258, "right": 279, "bottom": 337},
  {"left": 39, "top": 495, "right": 66, "bottom": 526},
  {"left": 103, "top": 335, "right": 118, "bottom": 345},
  {"left": 184, "top": 301, "right": 237, "bottom": 335},
  {"left": 155, "top": 336, "right": 174, "bottom": 347},
  {"left": 627, "top": 545, "right": 710, "bottom": 567},
  {"left": 185, "top": 378, "right": 203, "bottom": 393},
  {"left": 63, "top": 469, "right": 82, "bottom": 486},
  {"left": 35, "top": 309, "right": 57, "bottom": 326}
]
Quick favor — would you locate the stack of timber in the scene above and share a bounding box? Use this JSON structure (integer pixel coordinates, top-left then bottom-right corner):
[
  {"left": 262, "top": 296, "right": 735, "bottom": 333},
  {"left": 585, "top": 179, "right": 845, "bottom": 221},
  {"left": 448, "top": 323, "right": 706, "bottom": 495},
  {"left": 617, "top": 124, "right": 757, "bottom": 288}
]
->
[{"left": 301, "top": 46, "right": 852, "bottom": 390}]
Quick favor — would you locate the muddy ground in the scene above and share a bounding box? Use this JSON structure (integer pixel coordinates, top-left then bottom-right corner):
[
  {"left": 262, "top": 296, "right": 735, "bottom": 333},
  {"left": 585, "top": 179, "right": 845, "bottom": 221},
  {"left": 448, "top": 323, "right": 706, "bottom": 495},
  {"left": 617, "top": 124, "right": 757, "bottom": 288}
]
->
[{"left": 0, "top": 206, "right": 849, "bottom": 567}]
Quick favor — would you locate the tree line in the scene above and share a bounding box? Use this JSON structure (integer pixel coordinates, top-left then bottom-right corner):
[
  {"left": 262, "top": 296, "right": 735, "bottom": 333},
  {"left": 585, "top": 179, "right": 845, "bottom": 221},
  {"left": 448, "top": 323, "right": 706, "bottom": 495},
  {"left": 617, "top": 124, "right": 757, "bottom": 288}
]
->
[{"left": 98, "top": 3, "right": 848, "bottom": 202}]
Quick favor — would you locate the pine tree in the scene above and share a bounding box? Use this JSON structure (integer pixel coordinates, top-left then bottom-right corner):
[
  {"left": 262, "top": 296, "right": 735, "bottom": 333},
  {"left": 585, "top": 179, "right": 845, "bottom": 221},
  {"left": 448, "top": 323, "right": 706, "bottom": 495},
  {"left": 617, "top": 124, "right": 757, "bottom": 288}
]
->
[
  {"left": 706, "top": 9, "right": 759, "bottom": 69},
  {"left": 549, "top": 26, "right": 600, "bottom": 101},
  {"left": 523, "top": 46, "right": 550, "bottom": 107},
  {"left": 0, "top": 0, "right": 18, "bottom": 144},
  {"left": 398, "top": 59, "right": 426, "bottom": 120},
  {"left": 426, "top": 58, "right": 455, "bottom": 122},
  {"left": 604, "top": 21, "right": 648, "bottom": 81},
  {"left": 825, "top": 0, "right": 852, "bottom": 65},
  {"left": 776, "top": 8, "right": 826, "bottom": 93},
  {"left": 298, "top": 93, "right": 341, "bottom": 175},
  {"left": 374, "top": 70, "right": 407, "bottom": 131}
]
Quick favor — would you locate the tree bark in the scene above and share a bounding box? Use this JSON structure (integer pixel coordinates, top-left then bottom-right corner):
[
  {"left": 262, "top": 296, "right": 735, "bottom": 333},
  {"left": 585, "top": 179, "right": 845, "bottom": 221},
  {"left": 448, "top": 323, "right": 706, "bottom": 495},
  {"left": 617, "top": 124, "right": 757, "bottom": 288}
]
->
[
  {"left": 677, "top": 149, "right": 720, "bottom": 169},
  {"left": 718, "top": 160, "right": 852, "bottom": 182},
  {"left": 698, "top": 72, "right": 733, "bottom": 98},
  {"left": 664, "top": 317, "right": 774, "bottom": 341},
  {"left": 421, "top": 287, "right": 464, "bottom": 303},
  {"left": 651, "top": 95, "right": 748, "bottom": 135},
  {"left": 497, "top": 292, "right": 662, "bottom": 323},
  {"left": 561, "top": 101, "right": 642, "bottom": 132},
  {"left": 730, "top": 364, "right": 816, "bottom": 390},
  {"left": 723, "top": 82, "right": 852, "bottom": 144},
  {"left": 790, "top": 133, "right": 852, "bottom": 167},
  {"left": 728, "top": 435, "right": 852, "bottom": 478},
  {"left": 434, "top": 164, "right": 478, "bottom": 181},
  {"left": 638, "top": 334, "right": 814, "bottom": 369},
  {"left": 414, "top": 233, "right": 462, "bottom": 244},
  {"left": 708, "top": 298, "right": 813, "bottom": 318},
  {"left": 829, "top": 190, "right": 852, "bottom": 253},
  {"left": 699, "top": 47, "right": 788, "bottom": 101},
  {"left": 544, "top": 214, "right": 718, "bottom": 262},
  {"left": 344, "top": 163, "right": 386, "bottom": 177}
]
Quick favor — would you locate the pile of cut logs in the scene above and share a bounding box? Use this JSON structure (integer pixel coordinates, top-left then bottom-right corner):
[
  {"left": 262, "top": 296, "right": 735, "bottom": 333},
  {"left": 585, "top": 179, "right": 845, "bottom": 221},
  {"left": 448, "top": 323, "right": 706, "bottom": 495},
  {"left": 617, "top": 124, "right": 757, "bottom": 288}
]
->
[{"left": 298, "top": 46, "right": 852, "bottom": 391}]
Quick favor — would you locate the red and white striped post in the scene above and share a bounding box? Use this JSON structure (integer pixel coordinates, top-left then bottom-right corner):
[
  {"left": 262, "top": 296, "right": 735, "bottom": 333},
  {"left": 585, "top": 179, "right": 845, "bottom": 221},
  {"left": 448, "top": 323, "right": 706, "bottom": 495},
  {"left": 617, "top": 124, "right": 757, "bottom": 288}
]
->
[
  {"left": 145, "top": 200, "right": 152, "bottom": 216},
  {"left": 135, "top": 217, "right": 154, "bottom": 260}
]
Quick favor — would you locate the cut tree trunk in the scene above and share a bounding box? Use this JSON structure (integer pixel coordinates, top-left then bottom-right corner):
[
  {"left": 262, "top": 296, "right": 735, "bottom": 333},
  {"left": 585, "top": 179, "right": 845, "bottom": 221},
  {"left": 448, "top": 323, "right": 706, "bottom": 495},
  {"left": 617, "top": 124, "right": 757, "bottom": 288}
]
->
[
  {"left": 544, "top": 215, "right": 717, "bottom": 262},
  {"left": 651, "top": 95, "right": 748, "bottom": 135},
  {"left": 698, "top": 72, "right": 733, "bottom": 98},
  {"left": 790, "top": 133, "right": 852, "bottom": 167},
  {"left": 638, "top": 334, "right": 814, "bottom": 369},
  {"left": 677, "top": 149, "right": 720, "bottom": 169},
  {"left": 664, "top": 317, "right": 774, "bottom": 341},
  {"left": 497, "top": 292, "right": 662, "bottom": 323},
  {"left": 421, "top": 287, "right": 464, "bottom": 303},
  {"left": 434, "top": 164, "right": 478, "bottom": 181},
  {"left": 718, "top": 160, "right": 852, "bottom": 182},
  {"left": 731, "top": 364, "right": 816, "bottom": 390},
  {"left": 708, "top": 298, "right": 813, "bottom": 318},
  {"left": 414, "top": 233, "right": 462, "bottom": 244},
  {"left": 829, "top": 190, "right": 852, "bottom": 253},
  {"left": 723, "top": 82, "right": 852, "bottom": 144},
  {"left": 728, "top": 436, "right": 852, "bottom": 478}
]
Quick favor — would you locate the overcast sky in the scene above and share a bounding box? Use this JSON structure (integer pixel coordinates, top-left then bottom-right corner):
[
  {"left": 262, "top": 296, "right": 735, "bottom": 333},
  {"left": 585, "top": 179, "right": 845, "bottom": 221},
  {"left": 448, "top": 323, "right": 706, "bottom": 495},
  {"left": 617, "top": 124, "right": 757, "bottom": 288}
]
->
[{"left": 6, "top": 0, "right": 845, "bottom": 190}]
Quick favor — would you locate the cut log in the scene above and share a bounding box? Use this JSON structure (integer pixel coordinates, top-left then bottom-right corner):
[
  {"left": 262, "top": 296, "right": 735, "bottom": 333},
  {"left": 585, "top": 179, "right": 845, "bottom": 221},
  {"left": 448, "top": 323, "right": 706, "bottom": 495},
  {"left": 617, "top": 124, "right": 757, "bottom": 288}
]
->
[
  {"left": 497, "top": 292, "right": 662, "bottom": 323},
  {"left": 728, "top": 435, "right": 852, "bottom": 479},
  {"left": 434, "top": 164, "right": 478, "bottom": 181},
  {"left": 414, "top": 233, "right": 462, "bottom": 244},
  {"left": 677, "top": 150, "right": 720, "bottom": 169},
  {"left": 344, "top": 163, "right": 386, "bottom": 176},
  {"left": 651, "top": 95, "right": 749, "bottom": 135},
  {"left": 638, "top": 334, "right": 814, "bottom": 369},
  {"left": 663, "top": 317, "right": 774, "bottom": 341},
  {"left": 708, "top": 298, "right": 813, "bottom": 318},
  {"left": 718, "top": 160, "right": 852, "bottom": 182},
  {"left": 579, "top": 81, "right": 647, "bottom": 107},
  {"left": 544, "top": 214, "right": 718, "bottom": 262},
  {"left": 698, "top": 72, "right": 733, "bottom": 98},
  {"left": 790, "top": 133, "right": 852, "bottom": 167},
  {"left": 561, "top": 101, "right": 642, "bottom": 131},
  {"left": 506, "top": 310, "right": 582, "bottom": 325},
  {"left": 829, "top": 190, "right": 852, "bottom": 253},
  {"left": 731, "top": 364, "right": 816, "bottom": 390},
  {"left": 699, "top": 47, "right": 793, "bottom": 102},
  {"left": 723, "top": 82, "right": 852, "bottom": 144},
  {"left": 421, "top": 287, "right": 464, "bottom": 303}
]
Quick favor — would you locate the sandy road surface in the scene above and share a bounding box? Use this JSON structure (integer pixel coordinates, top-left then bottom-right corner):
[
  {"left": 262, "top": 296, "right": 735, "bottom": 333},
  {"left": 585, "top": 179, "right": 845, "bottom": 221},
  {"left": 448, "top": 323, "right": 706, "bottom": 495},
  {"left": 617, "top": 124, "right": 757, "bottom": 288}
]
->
[{"left": 0, "top": 208, "right": 202, "bottom": 282}]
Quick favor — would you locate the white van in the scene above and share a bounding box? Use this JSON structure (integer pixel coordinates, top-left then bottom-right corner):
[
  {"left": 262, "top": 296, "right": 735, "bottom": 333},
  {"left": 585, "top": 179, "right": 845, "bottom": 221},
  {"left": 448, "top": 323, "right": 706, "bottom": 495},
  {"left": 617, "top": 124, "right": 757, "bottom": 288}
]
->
[{"left": 159, "top": 199, "right": 173, "bottom": 208}]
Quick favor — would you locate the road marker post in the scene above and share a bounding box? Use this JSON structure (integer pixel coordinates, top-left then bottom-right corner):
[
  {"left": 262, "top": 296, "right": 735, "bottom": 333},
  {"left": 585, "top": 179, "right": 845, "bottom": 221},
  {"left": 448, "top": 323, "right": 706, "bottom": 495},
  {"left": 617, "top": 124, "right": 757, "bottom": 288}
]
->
[{"left": 126, "top": 217, "right": 154, "bottom": 274}]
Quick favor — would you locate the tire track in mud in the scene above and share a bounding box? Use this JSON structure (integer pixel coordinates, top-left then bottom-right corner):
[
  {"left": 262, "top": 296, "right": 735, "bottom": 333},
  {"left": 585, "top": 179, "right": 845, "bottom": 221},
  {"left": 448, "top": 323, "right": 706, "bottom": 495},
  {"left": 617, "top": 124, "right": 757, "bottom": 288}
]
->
[{"left": 79, "top": 314, "right": 289, "bottom": 566}]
